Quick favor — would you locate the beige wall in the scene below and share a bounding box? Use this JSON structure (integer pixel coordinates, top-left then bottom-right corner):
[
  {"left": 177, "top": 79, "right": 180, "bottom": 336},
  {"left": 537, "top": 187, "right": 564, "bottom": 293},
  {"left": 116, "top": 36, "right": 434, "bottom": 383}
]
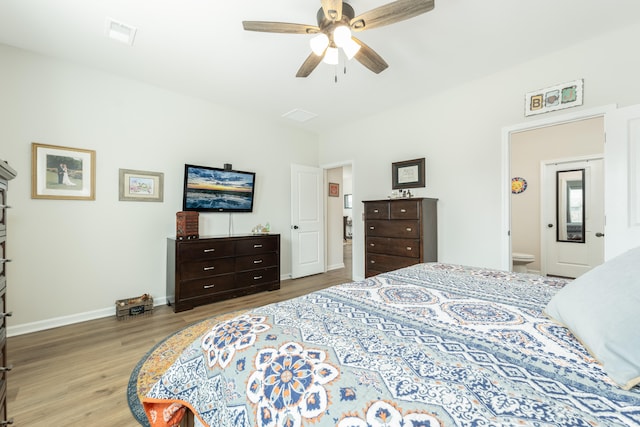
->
[{"left": 510, "top": 117, "right": 604, "bottom": 272}]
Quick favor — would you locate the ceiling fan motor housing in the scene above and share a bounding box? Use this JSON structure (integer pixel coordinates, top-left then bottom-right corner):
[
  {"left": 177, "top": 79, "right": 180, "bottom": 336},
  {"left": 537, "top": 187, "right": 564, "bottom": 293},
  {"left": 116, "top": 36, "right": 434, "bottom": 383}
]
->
[{"left": 316, "top": 2, "right": 355, "bottom": 39}]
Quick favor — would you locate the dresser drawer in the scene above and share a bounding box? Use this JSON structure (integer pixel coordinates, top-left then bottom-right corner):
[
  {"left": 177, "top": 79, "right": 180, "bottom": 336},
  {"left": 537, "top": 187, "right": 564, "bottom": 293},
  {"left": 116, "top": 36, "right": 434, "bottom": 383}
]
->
[
  {"left": 235, "top": 252, "right": 278, "bottom": 272},
  {"left": 0, "top": 378, "right": 5, "bottom": 412},
  {"left": 390, "top": 200, "right": 420, "bottom": 219},
  {"left": 236, "top": 236, "right": 278, "bottom": 255},
  {"left": 0, "top": 182, "right": 6, "bottom": 234},
  {"left": 181, "top": 258, "right": 235, "bottom": 280},
  {"left": 168, "top": 234, "right": 281, "bottom": 312},
  {"left": 366, "top": 237, "right": 420, "bottom": 258},
  {"left": 180, "top": 273, "right": 235, "bottom": 299},
  {"left": 364, "top": 201, "right": 389, "bottom": 220},
  {"left": 366, "top": 220, "right": 420, "bottom": 238},
  {"left": 178, "top": 240, "right": 234, "bottom": 260},
  {"left": 366, "top": 253, "right": 418, "bottom": 273},
  {"left": 0, "top": 238, "right": 5, "bottom": 280},
  {"left": 236, "top": 267, "right": 279, "bottom": 288}
]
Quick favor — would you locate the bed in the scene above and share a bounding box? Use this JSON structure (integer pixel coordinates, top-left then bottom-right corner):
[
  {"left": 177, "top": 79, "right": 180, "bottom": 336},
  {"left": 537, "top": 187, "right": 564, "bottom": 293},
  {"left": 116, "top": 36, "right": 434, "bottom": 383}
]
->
[{"left": 141, "top": 250, "right": 640, "bottom": 427}]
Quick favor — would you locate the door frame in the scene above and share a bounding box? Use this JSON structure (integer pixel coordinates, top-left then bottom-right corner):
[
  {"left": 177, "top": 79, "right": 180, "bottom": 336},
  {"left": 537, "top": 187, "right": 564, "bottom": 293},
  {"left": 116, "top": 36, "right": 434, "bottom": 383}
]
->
[
  {"left": 540, "top": 155, "right": 604, "bottom": 276},
  {"left": 321, "top": 159, "right": 356, "bottom": 281},
  {"left": 500, "top": 104, "right": 616, "bottom": 271}
]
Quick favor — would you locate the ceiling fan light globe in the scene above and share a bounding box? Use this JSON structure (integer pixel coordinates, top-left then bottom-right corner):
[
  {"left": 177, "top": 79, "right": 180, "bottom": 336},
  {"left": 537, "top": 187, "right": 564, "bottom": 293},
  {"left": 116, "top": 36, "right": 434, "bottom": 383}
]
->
[
  {"left": 322, "top": 47, "right": 339, "bottom": 65},
  {"left": 333, "top": 25, "right": 351, "bottom": 48},
  {"left": 310, "top": 33, "right": 329, "bottom": 56},
  {"left": 342, "top": 38, "right": 361, "bottom": 60}
]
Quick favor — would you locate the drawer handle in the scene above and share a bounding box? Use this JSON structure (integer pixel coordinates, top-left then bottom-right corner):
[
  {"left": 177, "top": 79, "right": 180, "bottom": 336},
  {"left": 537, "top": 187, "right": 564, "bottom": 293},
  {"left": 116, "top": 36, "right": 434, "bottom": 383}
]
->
[
  {"left": 0, "top": 418, "right": 14, "bottom": 425},
  {"left": 203, "top": 248, "right": 216, "bottom": 253},
  {"left": 203, "top": 266, "right": 215, "bottom": 271},
  {"left": 405, "top": 228, "right": 412, "bottom": 232},
  {"left": 203, "top": 284, "right": 215, "bottom": 289},
  {"left": 253, "top": 244, "right": 263, "bottom": 248},
  {"left": 373, "top": 209, "right": 379, "bottom": 213},
  {"left": 0, "top": 259, "right": 11, "bottom": 263},
  {"left": 253, "top": 259, "right": 263, "bottom": 264},
  {"left": 369, "top": 226, "right": 375, "bottom": 230},
  {"left": 0, "top": 312, "right": 12, "bottom": 318},
  {"left": 253, "top": 275, "right": 263, "bottom": 280},
  {"left": 0, "top": 365, "right": 13, "bottom": 372},
  {"left": 370, "top": 260, "right": 376, "bottom": 264},
  {"left": 0, "top": 205, "right": 11, "bottom": 209},
  {"left": 400, "top": 209, "right": 406, "bottom": 213},
  {"left": 369, "top": 243, "right": 375, "bottom": 247},
  {"left": 406, "top": 247, "right": 412, "bottom": 251}
]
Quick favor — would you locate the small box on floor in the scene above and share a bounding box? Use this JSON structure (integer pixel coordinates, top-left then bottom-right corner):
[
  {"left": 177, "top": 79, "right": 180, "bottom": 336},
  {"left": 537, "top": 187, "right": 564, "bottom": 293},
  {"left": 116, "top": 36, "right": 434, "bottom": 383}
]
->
[{"left": 115, "top": 294, "right": 153, "bottom": 320}]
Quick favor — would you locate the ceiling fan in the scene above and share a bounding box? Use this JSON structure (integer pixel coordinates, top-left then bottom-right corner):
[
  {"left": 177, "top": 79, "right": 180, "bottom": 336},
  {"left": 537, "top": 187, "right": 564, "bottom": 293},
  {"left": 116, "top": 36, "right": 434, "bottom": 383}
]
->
[{"left": 242, "top": 0, "right": 435, "bottom": 78}]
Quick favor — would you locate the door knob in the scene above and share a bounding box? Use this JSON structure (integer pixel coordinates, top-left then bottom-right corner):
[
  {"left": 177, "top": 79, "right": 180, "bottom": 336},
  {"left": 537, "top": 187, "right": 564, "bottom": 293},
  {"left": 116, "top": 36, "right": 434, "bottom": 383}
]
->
[
  {"left": 292, "top": 225, "right": 299, "bottom": 230},
  {"left": 547, "top": 224, "right": 554, "bottom": 228},
  {"left": 595, "top": 232, "right": 605, "bottom": 237}
]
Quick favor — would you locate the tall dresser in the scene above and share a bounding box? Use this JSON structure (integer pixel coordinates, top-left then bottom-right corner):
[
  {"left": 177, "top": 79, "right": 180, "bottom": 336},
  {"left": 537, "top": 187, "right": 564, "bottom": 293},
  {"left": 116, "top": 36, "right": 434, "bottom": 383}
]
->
[
  {"left": 0, "top": 158, "right": 16, "bottom": 426},
  {"left": 363, "top": 197, "right": 438, "bottom": 277},
  {"left": 167, "top": 234, "right": 280, "bottom": 312}
]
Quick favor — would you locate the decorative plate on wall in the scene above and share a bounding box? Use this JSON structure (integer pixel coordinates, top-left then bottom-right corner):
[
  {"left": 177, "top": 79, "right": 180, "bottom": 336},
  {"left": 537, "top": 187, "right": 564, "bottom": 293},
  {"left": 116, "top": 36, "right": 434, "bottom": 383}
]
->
[{"left": 511, "top": 177, "right": 527, "bottom": 194}]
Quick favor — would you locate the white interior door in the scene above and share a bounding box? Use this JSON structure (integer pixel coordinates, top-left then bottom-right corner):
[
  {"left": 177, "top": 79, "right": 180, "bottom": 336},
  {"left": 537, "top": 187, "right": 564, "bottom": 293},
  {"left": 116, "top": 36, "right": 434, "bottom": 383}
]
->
[
  {"left": 604, "top": 104, "right": 640, "bottom": 259},
  {"left": 543, "top": 158, "right": 604, "bottom": 277},
  {"left": 290, "top": 164, "right": 325, "bottom": 279}
]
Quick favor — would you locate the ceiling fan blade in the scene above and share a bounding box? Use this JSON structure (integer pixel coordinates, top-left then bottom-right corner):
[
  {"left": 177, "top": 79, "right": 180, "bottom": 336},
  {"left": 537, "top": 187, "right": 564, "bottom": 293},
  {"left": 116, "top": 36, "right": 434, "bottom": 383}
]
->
[
  {"left": 321, "top": 0, "right": 342, "bottom": 21},
  {"left": 242, "top": 21, "right": 319, "bottom": 34},
  {"left": 352, "top": 37, "right": 389, "bottom": 74},
  {"left": 350, "top": 0, "right": 434, "bottom": 31},
  {"left": 296, "top": 52, "right": 324, "bottom": 77}
]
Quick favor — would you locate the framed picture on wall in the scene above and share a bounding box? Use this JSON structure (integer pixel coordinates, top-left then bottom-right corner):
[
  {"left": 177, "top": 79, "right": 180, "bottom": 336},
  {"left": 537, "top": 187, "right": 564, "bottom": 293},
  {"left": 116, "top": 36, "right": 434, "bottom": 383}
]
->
[
  {"left": 31, "top": 142, "right": 96, "bottom": 200},
  {"left": 119, "top": 169, "right": 164, "bottom": 202},
  {"left": 329, "top": 182, "right": 339, "bottom": 197},
  {"left": 392, "top": 158, "right": 426, "bottom": 189}
]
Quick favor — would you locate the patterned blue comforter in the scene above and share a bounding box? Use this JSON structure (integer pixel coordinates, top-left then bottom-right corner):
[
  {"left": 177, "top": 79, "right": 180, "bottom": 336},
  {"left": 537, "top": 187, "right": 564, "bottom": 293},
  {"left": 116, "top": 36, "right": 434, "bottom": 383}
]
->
[{"left": 143, "top": 263, "right": 640, "bottom": 426}]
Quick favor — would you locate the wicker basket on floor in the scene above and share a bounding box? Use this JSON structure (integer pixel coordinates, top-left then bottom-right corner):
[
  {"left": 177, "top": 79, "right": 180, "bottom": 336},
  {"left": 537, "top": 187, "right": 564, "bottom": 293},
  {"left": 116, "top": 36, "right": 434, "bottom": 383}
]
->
[{"left": 116, "top": 294, "right": 153, "bottom": 320}]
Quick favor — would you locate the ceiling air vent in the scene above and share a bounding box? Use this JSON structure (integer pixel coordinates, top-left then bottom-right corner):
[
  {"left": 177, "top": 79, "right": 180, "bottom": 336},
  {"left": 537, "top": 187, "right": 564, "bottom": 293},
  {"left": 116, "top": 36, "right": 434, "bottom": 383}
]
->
[
  {"left": 282, "top": 109, "right": 318, "bottom": 123},
  {"left": 105, "top": 17, "right": 137, "bottom": 46}
]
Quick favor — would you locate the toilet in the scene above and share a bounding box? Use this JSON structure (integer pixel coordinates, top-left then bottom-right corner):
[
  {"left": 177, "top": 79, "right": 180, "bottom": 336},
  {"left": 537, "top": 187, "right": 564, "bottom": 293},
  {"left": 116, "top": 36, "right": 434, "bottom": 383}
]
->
[{"left": 512, "top": 252, "right": 535, "bottom": 273}]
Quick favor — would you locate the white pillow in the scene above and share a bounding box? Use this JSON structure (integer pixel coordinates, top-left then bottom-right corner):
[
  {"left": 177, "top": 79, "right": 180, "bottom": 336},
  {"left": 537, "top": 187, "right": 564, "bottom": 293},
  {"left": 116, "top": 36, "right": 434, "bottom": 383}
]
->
[{"left": 545, "top": 246, "right": 640, "bottom": 390}]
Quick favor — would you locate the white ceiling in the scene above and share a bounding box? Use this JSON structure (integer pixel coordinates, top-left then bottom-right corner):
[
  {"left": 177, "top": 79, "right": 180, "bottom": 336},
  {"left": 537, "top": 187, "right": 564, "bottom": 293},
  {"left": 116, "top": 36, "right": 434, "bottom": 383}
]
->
[{"left": 2, "top": 0, "right": 640, "bottom": 134}]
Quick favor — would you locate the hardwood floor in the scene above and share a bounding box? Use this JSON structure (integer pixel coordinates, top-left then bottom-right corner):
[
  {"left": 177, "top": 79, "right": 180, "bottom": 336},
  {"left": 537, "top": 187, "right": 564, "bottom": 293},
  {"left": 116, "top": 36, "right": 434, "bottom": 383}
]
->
[{"left": 7, "top": 244, "right": 352, "bottom": 426}]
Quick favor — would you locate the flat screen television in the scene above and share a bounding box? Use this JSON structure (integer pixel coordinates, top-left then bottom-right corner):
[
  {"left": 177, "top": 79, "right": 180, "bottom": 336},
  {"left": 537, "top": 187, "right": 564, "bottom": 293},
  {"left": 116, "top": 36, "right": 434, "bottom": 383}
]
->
[{"left": 182, "top": 164, "right": 256, "bottom": 212}]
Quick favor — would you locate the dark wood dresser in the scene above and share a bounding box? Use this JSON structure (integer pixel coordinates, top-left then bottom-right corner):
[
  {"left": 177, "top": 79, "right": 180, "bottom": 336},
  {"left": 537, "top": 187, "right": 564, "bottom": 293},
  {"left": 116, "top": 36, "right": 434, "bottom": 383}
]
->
[
  {"left": 167, "top": 234, "right": 280, "bottom": 312},
  {"left": 0, "top": 159, "right": 16, "bottom": 426},
  {"left": 364, "top": 198, "right": 438, "bottom": 277}
]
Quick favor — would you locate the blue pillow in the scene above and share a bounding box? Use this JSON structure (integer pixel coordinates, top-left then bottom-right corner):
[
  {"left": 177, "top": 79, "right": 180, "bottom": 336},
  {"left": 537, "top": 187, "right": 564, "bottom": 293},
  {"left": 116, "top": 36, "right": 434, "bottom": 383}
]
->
[{"left": 544, "top": 246, "right": 640, "bottom": 390}]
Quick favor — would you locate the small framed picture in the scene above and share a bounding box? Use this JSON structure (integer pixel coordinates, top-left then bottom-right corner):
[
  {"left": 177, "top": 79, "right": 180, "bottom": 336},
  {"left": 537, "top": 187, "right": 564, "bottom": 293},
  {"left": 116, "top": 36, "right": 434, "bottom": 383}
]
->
[
  {"left": 524, "top": 79, "right": 584, "bottom": 116},
  {"left": 31, "top": 142, "right": 96, "bottom": 200},
  {"left": 392, "top": 158, "right": 426, "bottom": 189},
  {"left": 119, "top": 169, "right": 164, "bottom": 202},
  {"left": 328, "top": 182, "right": 339, "bottom": 197}
]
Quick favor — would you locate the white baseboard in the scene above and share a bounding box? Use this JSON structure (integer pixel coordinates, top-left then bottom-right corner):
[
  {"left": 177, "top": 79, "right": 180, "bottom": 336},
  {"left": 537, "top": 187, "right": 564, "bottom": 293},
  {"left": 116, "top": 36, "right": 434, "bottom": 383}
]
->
[
  {"left": 8, "top": 296, "right": 168, "bottom": 337},
  {"left": 327, "top": 262, "right": 345, "bottom": 271}
]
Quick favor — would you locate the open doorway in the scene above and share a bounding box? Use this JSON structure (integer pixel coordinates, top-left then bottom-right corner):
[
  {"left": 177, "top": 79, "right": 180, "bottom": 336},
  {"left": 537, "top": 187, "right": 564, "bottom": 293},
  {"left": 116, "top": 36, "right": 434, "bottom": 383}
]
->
[
  {"left": 325, "top": 164, "right": 353, "bottom": 279},
  {"left": 501, "top": 105, "right": 614, "bottom": 275}
]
